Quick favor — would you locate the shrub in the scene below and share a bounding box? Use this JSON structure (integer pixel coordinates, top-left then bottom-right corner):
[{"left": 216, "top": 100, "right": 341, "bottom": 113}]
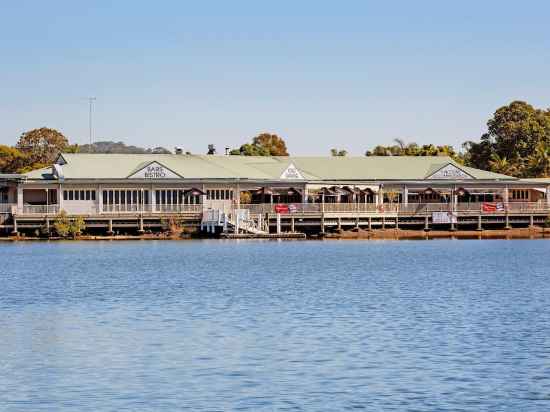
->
[
  {"left": 52, "top": 210, "right": 70, "bottom": 237},
  {"left": 52, "top": 211, "right": 86, "bottom": 238}
]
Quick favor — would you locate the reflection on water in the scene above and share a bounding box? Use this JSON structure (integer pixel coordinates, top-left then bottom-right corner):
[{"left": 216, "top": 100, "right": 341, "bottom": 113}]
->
[{"left": 1, "top": 239, "right": 550, "bottom": 411}]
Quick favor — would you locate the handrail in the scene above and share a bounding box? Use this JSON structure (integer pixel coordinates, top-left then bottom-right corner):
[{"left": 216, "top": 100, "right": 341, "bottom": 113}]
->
[
  {"left": 10, "top": 201, "right": 550, "bottom": 216},
  {"left": 0, "top": 203, "right": 16, "bottom": 213},
  {"left": 21, "top": 205, "right": 60, "bottom": 215},
  {"left": 237, "top": 202, "right": 550, "bottom": 215},
  {"left": 100, "top": 204, "right": 202, "bottom": 213}
]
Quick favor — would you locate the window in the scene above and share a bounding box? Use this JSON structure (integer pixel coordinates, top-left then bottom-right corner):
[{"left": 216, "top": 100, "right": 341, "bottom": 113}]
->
[
  {"left": 91, "top": 191, "right": 96, "bottom": 201},
  {"left": 511, "top": 189, "right": 529, "bottom": 200},
  {"left": 63, "top": 190, "right": 68, "bottom": 200}
]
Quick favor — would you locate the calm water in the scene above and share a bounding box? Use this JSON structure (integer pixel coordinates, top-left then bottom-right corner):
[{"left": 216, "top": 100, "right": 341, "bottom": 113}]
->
[{"left": 1, "top": 239, "right": 550, "bottom": 411}]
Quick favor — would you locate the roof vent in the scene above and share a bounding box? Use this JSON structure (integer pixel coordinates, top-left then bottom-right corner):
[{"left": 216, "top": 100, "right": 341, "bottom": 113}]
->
[{"left": 174, "top": 147, "right": 183, "bottom": 155}]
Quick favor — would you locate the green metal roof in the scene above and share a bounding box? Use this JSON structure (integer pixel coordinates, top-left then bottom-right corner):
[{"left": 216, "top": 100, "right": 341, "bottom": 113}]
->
[
  {"left": 23, "top": 153, "right": 516, "bottom": 181},
  {"left": 0, "top": 173, "right": 26, "bottom": 181},
  {"left": 521, "top": 177, "right": 550, "bottom": 182}
]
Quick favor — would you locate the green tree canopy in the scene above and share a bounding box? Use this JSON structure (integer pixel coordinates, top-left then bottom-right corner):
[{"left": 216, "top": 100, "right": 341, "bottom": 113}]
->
[
  {"left": 463, "top": 101, "right": 550, "bottom": 177},
  {"left": 16, "top": 127, "right": 69, "bottom": 167},
  {"left": 0, "top": 145, "right": 26, "bottom": 173},
  {"left": 78, "top": 140, "right": 171, "bottom": 154},
  {"left": 365, "top": 139, "right": 459, "bottom": 160},
  {"left": 230, "top": 133, "right": 289, "bottom": 156},
  {"left": 330, "top": 148, "right": 347, "bottom": 156}
]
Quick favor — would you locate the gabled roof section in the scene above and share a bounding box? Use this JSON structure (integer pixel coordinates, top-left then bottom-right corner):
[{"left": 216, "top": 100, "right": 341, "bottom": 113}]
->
[
  {"left": 425, "top": 162, "right": 475, "bottom": 180},
  {"left": 22, "top": 153, "right": 518, "bottom": 181},
  {"left": 280, "top": 163, "right": 305, "bottom": 180}
]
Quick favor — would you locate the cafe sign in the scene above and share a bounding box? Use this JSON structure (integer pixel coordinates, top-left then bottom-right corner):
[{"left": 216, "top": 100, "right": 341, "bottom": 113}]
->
[
  {"left": 280, "top": 163, "right": 304, "bottom": 180},
  {"left": 128, "top": 161, "right": 181, "bottom": 179},
  {"left": 427, "top": 164, "right": 473, "bottom": 180}
]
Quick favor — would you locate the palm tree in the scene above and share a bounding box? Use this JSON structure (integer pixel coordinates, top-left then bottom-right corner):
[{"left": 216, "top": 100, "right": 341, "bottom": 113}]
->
[
  {"left": 489, "top": 153, "right": 516, "bottom": 176},
  {"left": 393, "top": 138, "right": 406, "bottom": 151},
  {"left": 526, "top": 142, "right": 550, "bottom": 177}
]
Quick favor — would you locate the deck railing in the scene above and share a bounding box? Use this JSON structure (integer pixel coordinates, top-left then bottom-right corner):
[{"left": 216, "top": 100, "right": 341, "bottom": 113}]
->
[
  {"left": 101, "top": 204, "right": 202, "bottom": 214},
  {"left": 238, "top": 202, "right": 550, "bottom": 215},
  {"left": 22, "top": 205, "right": 60, "bottom": 215},
  {"left": 155, "top": 204, "right": 202, "bottom": 213},
  {"left": 8, "top": 201, "right": 550, "bottom": 216},
  {"left": 102, "top": 204, "right": 152, "bottom": 213},
  {"left": 0, "top": 203, "right": 16, "bottom": 213}
]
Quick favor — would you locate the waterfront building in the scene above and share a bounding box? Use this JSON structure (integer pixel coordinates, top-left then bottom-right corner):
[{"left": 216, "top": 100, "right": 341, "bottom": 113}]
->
[{"left": 1, "top": 153, "right": 550, "bottom": 234}]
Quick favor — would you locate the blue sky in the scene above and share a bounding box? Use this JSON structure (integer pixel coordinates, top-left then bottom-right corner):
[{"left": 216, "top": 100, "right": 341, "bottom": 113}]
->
[{"left": 1, "top": 1, "right": 549, "bottom": 155}]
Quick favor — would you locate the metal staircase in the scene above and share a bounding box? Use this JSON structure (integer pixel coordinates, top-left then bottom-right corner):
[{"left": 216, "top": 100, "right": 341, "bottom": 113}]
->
[{"left": 201, "top": 208, "right": 269, "bottom": 235}]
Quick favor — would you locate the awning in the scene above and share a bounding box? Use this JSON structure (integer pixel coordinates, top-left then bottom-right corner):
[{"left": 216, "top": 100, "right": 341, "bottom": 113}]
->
[
  {"left": 306, "top": 184, "right": 379, "bottom": 192},
  {"left": 330, "top": 186, "right": 352, "bottom": 195},
  {"left": 272, "top": 187, "right": 301, "bottom": 196},
  {"left": 316, "top": 187, "right": 338, "bottom": 196},
  {"left": 423, "top": 187, "right": 439, "bottom": 195},
  {"left": 184, "top": 188, "right": 205, "bottom": 196},
  {"left": 253, "top": 187, "right": 274, "bottom": 196}
]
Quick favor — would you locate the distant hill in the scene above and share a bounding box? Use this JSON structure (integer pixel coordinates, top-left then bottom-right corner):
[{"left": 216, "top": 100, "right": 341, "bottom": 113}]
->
[{"left": 78, "top": 141, "right": 172, "bottom": 154}]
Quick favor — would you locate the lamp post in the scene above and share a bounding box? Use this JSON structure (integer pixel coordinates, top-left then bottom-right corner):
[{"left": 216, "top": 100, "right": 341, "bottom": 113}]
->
[{"left": 87, "top": 97, "right": 96, "bottom": 147}]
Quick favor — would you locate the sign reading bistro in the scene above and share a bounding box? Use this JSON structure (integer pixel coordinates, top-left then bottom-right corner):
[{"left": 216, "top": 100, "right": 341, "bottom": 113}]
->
[
  {"left": 128, "top": 162, "right": 181, "bottom": 179},
  {"left": 144, "top": 165, "right": 167, "bottom": 179}
]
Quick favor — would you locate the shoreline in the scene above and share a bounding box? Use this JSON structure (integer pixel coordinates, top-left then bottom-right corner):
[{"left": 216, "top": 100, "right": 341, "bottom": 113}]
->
[
  {"left": 322, "top": 226, "right": 550, "bottom": 240},
  {"left": 1, "top": 227, "right": 550, "bottom": 241}
]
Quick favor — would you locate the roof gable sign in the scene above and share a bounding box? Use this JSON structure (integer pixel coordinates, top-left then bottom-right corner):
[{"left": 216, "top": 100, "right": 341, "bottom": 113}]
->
[
  {"left": 280, "top": 163, "right": 304, "bottom": 180},
  {"left": 127, "top": 161, "right": 182, "bottom": 179},
  {"left": 427, "top": 163, "right": 474, "bottom": 180}
]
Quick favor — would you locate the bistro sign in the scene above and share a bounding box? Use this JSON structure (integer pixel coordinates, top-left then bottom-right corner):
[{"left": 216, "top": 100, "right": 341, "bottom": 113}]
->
[
  {"left": 144, "top": 165, "right": 167, "bottom": 178},
  {"left": 128, "top": 162, "right": 181, "bottom": 179}
]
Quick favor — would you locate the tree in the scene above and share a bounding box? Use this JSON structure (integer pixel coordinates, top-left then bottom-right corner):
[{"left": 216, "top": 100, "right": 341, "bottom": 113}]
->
[
  {"left": 52, "top": 211, "right": 71, "bottom": 237},
  {"left": 0, "top": 145, "right": 26, "bottom": 173},
  {"left": 463, "top": 101, "right": 550, "bottom": 177},
  {"left": 330, "top": 148, "right": 347, "bottom": 156},
  {"left": 365, "top": 141, "right": 460, "bottom": 160},
  {"left": 207, "top": 144, "right": 216, "bottom": 155},
  {"left": 394, "top": 138, "right": 406, "bottom": 150},
  {"left": 488, "top": 153, "right": 517, "bottom": 176},
  {"left": 52, "top": 210, "right": 86, "bottom": 238},
  {"left": 78, "top": 141, "right": 171, "bottom": 154},
  {"left": 16, "top": 127, "right": 69, "bottom": 166},
  {"left": 526, "top": 141, "right": 550, "bottom": 177},
  {"left": 231, "top": 133, "right": 289, "bottom": 156}
]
